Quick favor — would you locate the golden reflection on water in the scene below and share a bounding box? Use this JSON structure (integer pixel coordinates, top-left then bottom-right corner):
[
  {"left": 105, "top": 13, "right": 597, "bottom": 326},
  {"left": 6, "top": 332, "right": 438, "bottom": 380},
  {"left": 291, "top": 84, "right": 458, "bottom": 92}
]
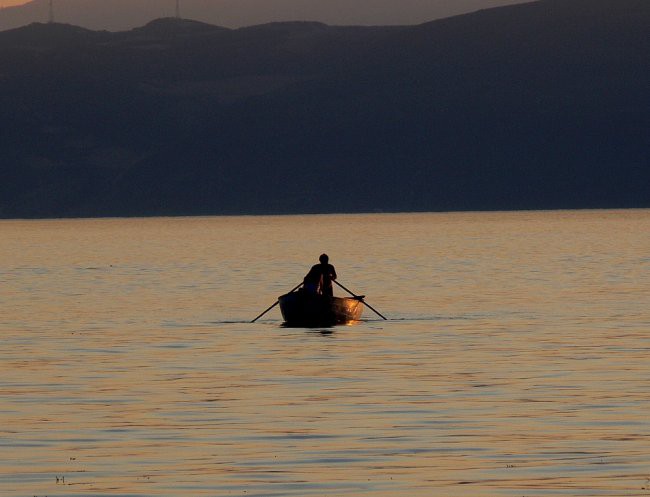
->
[{"left": 1, "top": 210, "right": 650, "bottom": 496}]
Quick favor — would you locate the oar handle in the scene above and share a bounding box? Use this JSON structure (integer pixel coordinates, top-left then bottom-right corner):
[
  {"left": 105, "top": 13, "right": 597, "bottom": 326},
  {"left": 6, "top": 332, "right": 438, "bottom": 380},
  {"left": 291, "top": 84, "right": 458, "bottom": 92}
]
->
[{"left": 334, "top": 281, "right": 387, "bottom": 320}]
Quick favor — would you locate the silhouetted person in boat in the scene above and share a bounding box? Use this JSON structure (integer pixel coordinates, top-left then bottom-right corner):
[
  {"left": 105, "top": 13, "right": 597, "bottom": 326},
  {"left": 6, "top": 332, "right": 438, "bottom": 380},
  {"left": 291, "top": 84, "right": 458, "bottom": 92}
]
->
[{"left": 304, "top": 254, "right": 337, "bottom": 297}]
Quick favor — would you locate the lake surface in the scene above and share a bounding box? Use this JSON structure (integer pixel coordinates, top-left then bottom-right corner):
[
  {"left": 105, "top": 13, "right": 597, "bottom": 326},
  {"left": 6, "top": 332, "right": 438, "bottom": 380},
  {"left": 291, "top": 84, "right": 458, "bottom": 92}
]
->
[{"left": 1, "top": 210, "right": 649, "bottom": 497}]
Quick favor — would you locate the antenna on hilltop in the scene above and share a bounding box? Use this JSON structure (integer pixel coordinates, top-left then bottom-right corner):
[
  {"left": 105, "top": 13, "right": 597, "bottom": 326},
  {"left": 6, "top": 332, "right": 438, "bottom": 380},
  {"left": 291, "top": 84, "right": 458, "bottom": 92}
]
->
[
  {"left": 48, "top": 0, "right": 54, "bottom": 23},
  {"left": 175, "top": 0, "right": 181, "bottom": 19}
]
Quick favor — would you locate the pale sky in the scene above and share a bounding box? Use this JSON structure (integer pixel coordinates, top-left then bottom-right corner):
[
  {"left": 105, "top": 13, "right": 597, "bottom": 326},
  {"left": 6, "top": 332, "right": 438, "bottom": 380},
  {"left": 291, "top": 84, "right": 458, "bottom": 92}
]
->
[
  {"left": 0, "top": 0, "right": 533, "bottom": 29},
  {"left": 0, "top": 0, "right": 530, "bottom": 13}
]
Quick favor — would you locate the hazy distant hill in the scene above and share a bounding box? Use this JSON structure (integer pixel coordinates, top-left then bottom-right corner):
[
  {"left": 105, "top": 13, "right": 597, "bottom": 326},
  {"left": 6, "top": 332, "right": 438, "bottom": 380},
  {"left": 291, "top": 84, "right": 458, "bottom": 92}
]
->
[
  {"left": 0, "top": 0, "right": 648, "bottom": 218},
  {"left": 0, "top": 0, "right": 530, "bottom": 32}
]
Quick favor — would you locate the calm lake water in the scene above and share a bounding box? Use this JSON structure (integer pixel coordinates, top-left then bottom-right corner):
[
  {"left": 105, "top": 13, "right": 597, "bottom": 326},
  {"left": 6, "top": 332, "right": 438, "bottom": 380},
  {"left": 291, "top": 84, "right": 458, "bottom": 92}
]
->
[{"left": 1, "top": 210, "right": 649, "bottom": 497}]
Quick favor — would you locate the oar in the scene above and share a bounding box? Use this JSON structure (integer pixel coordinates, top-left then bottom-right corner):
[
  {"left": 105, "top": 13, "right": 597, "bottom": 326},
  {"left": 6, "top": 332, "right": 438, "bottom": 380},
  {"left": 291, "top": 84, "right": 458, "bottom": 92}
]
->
[
  {"left": 334, "top": 280, "right": 387, "bottom": 320},
  {"left": 251, "top": 281, "right": 303, "bottom": 323}
]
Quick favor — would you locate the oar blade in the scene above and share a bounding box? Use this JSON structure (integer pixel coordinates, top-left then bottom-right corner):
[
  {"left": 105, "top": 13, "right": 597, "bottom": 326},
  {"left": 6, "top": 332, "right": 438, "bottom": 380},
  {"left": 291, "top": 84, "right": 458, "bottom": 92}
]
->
[{"left": 251, "top": 300, "right": 279, "bottom": 323}]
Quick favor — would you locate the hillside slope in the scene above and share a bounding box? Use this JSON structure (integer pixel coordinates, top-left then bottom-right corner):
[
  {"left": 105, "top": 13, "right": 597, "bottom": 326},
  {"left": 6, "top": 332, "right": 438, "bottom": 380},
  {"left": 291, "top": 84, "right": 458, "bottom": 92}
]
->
[
  {"left": 0, "top": 0, "right": 530, "bottom": 31},
  {"left": 0, "top": 0, "right": 648, "bottom": 218}
]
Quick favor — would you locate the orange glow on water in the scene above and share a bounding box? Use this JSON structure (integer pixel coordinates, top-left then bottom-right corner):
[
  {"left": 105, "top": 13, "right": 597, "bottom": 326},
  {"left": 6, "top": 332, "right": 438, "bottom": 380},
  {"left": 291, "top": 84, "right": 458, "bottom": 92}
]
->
[
  {"left": 0, "top": 0, "right": 28, "bottom": 8},
  {"left": 1, "top": 211, "right": 649, "bottom": 496}
]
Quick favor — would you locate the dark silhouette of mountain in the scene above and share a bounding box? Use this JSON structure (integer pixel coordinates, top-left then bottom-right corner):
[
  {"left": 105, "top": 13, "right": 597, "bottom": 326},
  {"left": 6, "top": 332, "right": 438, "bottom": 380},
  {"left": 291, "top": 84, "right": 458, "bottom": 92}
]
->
[
  {"left": 0, "top": 0, "right": 530, "bottom": 32},
  {"left": 0, "top": 0, "right": 648, "bottom": 218}
]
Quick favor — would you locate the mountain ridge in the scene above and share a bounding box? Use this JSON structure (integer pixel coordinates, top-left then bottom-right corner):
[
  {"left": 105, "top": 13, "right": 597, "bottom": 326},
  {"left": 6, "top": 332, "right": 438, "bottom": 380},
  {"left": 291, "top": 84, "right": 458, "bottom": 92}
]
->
[
  {"left": 0, "top": 0, "right": 531, "bottom": 32},
  {"left": 0, "top": 0, "right": 648, "bottom": 218}
]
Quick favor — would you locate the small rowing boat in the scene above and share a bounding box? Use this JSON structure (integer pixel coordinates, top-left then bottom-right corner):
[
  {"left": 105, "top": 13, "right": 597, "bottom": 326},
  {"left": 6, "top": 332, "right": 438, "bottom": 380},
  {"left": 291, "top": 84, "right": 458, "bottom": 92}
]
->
[
  {"left": 251, "top": 279, "right": 385, "bottom": 325},
  {"left": 278, "top": 290, "right": 364, "bottom": 327}
]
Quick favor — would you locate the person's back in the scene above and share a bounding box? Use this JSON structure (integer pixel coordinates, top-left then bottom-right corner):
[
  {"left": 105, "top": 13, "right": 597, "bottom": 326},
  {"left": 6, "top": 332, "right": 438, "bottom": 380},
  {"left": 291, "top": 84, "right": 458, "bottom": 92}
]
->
[
  {"left": 303, "top": 266, "right": 322, "bottom": 294},
  {"left": 310, "top": 254, "right": 337, "bottom": 297}
]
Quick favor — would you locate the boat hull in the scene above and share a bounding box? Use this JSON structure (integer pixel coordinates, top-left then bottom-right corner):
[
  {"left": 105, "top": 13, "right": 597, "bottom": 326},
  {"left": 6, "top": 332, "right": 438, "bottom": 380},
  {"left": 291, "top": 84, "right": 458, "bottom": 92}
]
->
[{"left": 278, "top": 291, "right": 364, "bottom": 327}]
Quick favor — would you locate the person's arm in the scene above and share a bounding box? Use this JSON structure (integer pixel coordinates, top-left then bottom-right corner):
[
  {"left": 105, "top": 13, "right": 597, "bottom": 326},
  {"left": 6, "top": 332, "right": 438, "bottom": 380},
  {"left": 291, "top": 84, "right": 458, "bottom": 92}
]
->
[{"left": 330, "top": 265, "right": 337, "bottom": 281}]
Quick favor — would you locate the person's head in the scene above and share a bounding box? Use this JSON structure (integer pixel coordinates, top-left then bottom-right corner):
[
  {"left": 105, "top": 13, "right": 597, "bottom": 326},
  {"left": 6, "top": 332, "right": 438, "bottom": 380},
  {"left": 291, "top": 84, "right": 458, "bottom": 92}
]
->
[{"left": 319, "top": 253, "right": 329, "bottom": 264}]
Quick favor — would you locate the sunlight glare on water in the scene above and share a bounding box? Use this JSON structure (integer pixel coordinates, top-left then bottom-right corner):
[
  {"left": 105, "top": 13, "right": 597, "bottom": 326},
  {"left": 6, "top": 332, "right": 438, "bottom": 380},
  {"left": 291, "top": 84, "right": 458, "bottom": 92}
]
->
[{"left": 1, "top": 210, "right": 649, "bottom": 496}]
